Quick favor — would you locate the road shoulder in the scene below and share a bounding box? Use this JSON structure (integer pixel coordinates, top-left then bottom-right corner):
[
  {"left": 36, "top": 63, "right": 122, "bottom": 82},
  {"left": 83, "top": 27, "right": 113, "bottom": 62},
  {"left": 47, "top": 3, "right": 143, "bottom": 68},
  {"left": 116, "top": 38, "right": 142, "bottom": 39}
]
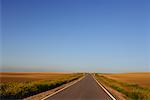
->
[
  {"left": 24, "top": 75, "right": 85, "bottom": 100},
  {"left": 92, "top": 74, "right": 116, "bottom": 100}
]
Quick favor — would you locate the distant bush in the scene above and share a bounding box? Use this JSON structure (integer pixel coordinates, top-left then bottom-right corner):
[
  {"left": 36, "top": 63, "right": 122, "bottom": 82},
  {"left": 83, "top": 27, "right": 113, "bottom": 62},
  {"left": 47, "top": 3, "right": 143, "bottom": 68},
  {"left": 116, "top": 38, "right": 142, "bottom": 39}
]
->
[
  {"left": 0, "top": 74, "right": 83, "bottom": 99},
  {"left": 95, "top": 74, "right": 150, "bottom": 100}
]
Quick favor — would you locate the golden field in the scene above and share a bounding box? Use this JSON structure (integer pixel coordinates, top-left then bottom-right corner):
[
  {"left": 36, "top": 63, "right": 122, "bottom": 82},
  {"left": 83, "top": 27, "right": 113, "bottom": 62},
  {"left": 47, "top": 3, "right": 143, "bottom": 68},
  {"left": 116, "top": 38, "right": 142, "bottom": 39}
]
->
[
  {"left": 0, "top": 72, "right": 71, "bottom": 82},
  {"left": 0, "top": 72, "right": 83, "bottom": 99},
  {"left": 102, "top": 72, "right": 150, "bottom": 88},
  {"left": 95, "top": 72, "right": 150, "bottom": 100}
]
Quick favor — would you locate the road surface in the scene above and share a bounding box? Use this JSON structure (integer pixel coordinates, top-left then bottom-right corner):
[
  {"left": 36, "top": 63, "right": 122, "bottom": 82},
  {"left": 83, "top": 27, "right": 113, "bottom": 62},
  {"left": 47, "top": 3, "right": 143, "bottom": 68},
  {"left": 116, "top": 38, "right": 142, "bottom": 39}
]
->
[{"left": 45, "top": 74, "right": 112, "bottom": 100}]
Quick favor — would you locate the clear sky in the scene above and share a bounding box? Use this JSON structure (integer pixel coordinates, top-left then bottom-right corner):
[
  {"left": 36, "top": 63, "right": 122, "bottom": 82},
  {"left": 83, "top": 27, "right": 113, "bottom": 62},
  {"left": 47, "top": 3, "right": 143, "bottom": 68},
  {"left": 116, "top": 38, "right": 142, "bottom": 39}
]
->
[{"left": 1, "top": 0, "right": 150, "bottom": 72}]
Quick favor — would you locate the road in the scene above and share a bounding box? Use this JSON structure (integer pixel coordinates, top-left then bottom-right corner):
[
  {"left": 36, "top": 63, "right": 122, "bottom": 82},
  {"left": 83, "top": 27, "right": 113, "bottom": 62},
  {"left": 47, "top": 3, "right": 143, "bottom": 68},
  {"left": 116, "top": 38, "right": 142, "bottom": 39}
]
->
[{"left": 45, "top": 74, "right": 113, "bottom": 100}]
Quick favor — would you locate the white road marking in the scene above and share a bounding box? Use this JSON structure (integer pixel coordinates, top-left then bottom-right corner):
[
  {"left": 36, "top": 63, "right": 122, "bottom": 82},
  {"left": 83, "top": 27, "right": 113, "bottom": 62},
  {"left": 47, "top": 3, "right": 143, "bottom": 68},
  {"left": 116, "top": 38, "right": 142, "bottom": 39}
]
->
[
  {"left": 92, "top": 74, "right": 116, "bottom": 100},
  {"left": 41, "top": 75, "right": 85, "bottom": 100}
]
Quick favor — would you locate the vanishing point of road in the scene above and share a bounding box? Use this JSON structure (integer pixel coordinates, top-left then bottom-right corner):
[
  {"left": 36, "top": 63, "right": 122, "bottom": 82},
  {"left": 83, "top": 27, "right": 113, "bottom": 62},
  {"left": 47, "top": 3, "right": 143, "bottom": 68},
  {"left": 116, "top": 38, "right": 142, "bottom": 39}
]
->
[{"left": 44, "top": 74, "right": 114, "bottom": 100}]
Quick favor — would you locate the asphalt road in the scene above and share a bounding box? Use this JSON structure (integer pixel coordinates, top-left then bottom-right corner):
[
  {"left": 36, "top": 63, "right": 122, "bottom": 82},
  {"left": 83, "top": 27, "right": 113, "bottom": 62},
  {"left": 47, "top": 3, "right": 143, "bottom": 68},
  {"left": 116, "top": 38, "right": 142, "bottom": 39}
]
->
[{"left": 45, "top": 74, "right": 112, "bottom": 100}]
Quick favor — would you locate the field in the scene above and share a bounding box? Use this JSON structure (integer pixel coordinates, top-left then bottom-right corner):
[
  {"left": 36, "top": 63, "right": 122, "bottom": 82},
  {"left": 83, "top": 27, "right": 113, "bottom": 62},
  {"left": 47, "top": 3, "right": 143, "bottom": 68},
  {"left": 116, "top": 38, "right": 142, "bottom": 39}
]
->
[
  {"left": 0, "top": 72, "right": 73, "bottom": 82},
  {"left": 0, "top": 72, "right": 83, "bottom": 99},
  {"left": 95, "top": 72, "right": 150, "bottom": 100},
  {"left": 102, "top": 72, "right": 150, "bottom": 88}
]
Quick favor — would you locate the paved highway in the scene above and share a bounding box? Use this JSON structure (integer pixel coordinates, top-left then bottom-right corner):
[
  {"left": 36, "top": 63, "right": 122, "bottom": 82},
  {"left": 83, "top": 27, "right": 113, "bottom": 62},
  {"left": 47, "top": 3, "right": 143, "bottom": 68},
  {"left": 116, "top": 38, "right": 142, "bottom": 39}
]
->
[{"left": 45, "top": 74, "right": 113, "bottom": 100}]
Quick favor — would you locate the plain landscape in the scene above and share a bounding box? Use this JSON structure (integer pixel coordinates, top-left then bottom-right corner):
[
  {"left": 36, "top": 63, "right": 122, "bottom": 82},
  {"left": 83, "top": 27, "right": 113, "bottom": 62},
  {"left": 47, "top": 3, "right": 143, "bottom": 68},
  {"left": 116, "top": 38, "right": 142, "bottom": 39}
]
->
[
  {"left": 101, "top": 72, "right": 150, "bottom": 88},
  {"left": 0, "top": 72, "right": 75, "bottom": 82},
  {"left": 2, "top": 0, "right": 150, "bottom": 100},
  {"left": 0, "top": 72, "right": 83, "bottom": 99},
  {"left": 0, "top": 72, "right": 150, "bottom": 99},
  {"left": 95, "top": 72, "right": 150, "bottom": 100}
]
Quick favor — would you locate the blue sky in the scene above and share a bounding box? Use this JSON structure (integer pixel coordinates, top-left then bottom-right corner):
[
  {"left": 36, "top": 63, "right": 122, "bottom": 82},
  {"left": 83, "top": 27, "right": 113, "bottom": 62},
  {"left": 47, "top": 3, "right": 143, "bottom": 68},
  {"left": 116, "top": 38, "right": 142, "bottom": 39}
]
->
[{"left": 1, "top": 0, "right": 150, "bottom": 72}]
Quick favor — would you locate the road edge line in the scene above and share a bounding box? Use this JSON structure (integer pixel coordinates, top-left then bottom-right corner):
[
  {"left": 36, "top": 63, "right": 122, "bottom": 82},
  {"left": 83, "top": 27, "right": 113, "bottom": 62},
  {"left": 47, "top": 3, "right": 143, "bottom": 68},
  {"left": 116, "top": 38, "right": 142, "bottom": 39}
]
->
[
  {"left": 92, "top": 74, "right": 116, "bottom": 100},
  {"left": 41, "top": 75, "right": 85, "bottom": 100}
]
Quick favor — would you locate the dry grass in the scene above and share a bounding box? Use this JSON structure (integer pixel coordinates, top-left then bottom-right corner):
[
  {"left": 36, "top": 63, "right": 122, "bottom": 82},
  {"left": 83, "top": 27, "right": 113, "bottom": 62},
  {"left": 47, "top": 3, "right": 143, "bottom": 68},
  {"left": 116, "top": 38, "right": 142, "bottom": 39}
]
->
[
  {"left": 0, "top": 72, "right": 83, "bottom": 99},
  {"left": 95, "top": 73, "right": 150, "bottom": 100},
  {"left": 102, "top": 72, "right": 150, "bottom": 88},
  {"left": 0, "top": 72, "right": 71, "bottom": 82}
]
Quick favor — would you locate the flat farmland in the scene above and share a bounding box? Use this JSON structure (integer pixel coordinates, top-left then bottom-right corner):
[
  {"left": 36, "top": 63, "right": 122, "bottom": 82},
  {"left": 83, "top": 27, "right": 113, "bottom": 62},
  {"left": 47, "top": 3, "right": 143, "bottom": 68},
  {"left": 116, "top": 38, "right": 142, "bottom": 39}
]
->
[
  {"left": 102, "top": 72, "right": 150, "bottom": 88},
  {"left": 95, "top": 72, "right": 150, "bottom": 100},
  {"left": 0, "top": 72, "right": 72, "bottom": 82},
  {"left": 0, "top": 72, "right": 83, "bottom": 99}
]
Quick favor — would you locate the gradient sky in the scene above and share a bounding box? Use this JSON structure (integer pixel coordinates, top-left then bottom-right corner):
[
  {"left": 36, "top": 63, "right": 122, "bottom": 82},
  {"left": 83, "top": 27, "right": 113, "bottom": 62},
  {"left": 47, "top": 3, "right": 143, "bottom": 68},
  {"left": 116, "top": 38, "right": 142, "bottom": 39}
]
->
[{"left": 1, "top": 0, "right": 150, "bottom": 72}]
